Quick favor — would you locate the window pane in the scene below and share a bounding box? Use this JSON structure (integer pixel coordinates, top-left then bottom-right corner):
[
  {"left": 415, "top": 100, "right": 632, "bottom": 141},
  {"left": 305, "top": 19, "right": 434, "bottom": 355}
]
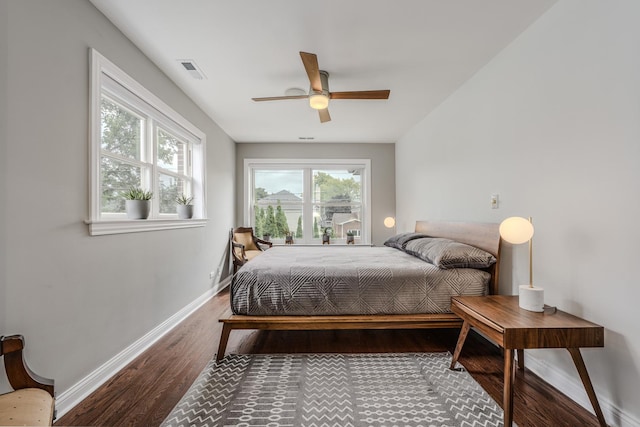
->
[
  {"left": 253, "top": 170, "right": 303, "bottom": 241},
  {"left": 312, "top": 169, "right": 362, "bottom": 204},
  {"left": 100, "top": 156, "right": 142, "bottom": 213},
  {"left": 253, "top": 170, "right": 303, "bottom": 202},
  {"left": 254, "top": 204, "right": 303, "bottom": 241},
  {"left": 101, "top": 97, "right": 143, "bottom": 160},
  {"left": 313, "top": 205, "right": 361, "bottom": 241},
  {"left": 157, "top": 128, "right": 188, "bottom": 174},
  {"left": 159, "top": 173, "right": 186, "bottom": 214}
]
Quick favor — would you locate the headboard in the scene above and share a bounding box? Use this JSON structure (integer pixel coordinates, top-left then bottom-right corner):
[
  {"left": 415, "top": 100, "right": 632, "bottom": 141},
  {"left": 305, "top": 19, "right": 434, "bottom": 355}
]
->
[{"left": 414, "top": 220, "right": 501, "bottom": 295}]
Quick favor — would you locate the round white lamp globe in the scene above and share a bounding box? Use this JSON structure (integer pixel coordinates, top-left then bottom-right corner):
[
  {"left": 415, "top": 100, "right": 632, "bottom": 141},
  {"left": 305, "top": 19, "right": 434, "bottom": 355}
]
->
[
  {"left": 499, "top": 216, "right": 534, "bottom": 244},
  {"left": 383, "top": 217, "right": 396, "bottom": 228}
]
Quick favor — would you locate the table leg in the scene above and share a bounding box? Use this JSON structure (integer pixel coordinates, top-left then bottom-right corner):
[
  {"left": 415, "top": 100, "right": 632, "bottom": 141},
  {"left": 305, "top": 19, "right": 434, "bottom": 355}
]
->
[
  {"left": 567, "top": 348, "right": 608, "bottom": 427},
  {"left": 504, "top": 348, "right": 515, "bottom": 426},
  {"left": 449, "top": 321, "right": 470, "bottom": 370},
  {"left": 216, "top": 323, "right": 232, "bottom": 362},
  {"left": 517, "top": 349, "right": 525, "bottom": 370}
]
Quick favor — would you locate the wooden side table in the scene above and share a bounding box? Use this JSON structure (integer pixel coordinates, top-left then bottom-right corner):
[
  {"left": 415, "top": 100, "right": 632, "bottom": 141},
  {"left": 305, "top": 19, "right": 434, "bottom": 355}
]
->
[{"left": 449, "top": 295, "right": 607, "bottom": 427}]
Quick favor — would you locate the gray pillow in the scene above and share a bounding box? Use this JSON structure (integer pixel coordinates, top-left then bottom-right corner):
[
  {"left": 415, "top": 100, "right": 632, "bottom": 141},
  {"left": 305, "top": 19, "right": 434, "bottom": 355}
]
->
[
  {"left": 383, "top": 232, "right": 427, "bottom": 250},
  {"left": 404, "top": 237, "right": 496, "bottom": 269}
]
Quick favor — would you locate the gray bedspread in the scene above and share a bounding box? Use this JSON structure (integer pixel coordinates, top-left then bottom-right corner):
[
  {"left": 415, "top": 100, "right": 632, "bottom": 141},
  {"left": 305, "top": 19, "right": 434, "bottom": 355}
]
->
[{"left": 231, "top": 246, "right": 490, "bottom": 316}]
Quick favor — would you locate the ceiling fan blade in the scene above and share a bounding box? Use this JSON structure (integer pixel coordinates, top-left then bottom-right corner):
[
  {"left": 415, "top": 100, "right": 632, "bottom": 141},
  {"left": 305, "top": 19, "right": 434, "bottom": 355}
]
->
[
  {"left": 252, "top": 95, "right": 308, "bottom": 102},
  {"left": 300, "top": 52, "right": 322, "bottom": 92},
  {"left": 318, "top": 108, "right": 331, "bottom": 123},
  {"left": 330, "top": 90, "right": 390, "bottom": 100}
]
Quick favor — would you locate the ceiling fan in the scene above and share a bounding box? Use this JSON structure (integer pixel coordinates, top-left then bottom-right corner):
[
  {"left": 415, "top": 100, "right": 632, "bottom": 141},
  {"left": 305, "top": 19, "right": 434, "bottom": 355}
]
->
[{"left": 252, "top": 52, "right": 390, "bottom": 123}]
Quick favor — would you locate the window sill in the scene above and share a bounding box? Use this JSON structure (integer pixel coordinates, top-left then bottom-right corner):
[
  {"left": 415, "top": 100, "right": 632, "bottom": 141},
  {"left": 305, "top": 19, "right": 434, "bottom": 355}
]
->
[
  {"left": 85, "top": 218, "right": 208, "bottom": 236},
  {"left": 271, "top": 243, "right": 373, "bottom": 247}
]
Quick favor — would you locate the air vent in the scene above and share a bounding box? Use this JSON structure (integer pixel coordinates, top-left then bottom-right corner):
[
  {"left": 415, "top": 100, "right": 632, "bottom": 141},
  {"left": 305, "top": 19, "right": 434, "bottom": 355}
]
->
[
  {"left": 182, "top": 62, "right": 196, "bottom": 71},
  {"left": 177, "top": 59, "right": 206, "bottom": 80}
]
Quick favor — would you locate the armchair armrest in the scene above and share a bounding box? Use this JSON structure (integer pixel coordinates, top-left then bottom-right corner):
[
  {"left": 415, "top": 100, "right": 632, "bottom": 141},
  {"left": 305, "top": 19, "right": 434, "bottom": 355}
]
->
[
  {"left": 1, "top": 335, "right": 54, "bottom": 397},
  {"left": 232, "top": 241, "right": 248, "bottom": 262},
  {"left": 254, "top": 237, "right": 273, "bottom": 249}
]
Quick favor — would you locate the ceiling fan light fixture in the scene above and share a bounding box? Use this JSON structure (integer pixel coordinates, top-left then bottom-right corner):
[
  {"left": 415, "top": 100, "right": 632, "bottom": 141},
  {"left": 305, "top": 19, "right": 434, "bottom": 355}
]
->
[{"left": 309, "top": 93, "right": 329, "bottom": 110}]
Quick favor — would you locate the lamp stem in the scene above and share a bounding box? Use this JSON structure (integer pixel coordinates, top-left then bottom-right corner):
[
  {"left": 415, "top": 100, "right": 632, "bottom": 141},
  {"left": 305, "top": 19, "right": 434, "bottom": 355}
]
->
[{"left": 529, "top": 217, "right": 533, "bottom": 288}]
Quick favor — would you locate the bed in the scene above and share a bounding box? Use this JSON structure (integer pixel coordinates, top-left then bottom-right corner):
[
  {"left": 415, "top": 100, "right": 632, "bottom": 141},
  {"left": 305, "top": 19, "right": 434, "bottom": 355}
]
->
[{"left": 216, "top": 220, "right": 501, "bottom": 360}]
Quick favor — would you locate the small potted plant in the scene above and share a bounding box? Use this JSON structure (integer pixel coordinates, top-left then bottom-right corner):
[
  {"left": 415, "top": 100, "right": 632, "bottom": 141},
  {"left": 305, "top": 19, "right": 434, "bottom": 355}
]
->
[
  {"left": 176, "top": 194, "right": 194, "bottom": 219},
  {"left": 346, "top": 230, "right": 355, "bottom": 244},
  {"left": 322, "top": 227, "right": 331, "bottom": 245},
  {"left": 124, "top": 187, "right": 153, "bottom": 219}
]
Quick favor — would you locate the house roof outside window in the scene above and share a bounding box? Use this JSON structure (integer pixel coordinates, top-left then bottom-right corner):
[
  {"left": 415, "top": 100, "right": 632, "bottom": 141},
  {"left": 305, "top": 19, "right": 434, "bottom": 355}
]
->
[{"left": 257, "top": 190, "right": 302, "bottom": 204}]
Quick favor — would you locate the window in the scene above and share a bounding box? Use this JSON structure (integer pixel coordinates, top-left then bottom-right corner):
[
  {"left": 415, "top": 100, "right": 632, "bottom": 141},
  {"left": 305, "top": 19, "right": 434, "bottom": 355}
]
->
[
  {"left": 245, "top": 159, "right": 371, "bottom": 244},
  {"left": 88, "top": 49, "right": 206, "bottom": 235}
]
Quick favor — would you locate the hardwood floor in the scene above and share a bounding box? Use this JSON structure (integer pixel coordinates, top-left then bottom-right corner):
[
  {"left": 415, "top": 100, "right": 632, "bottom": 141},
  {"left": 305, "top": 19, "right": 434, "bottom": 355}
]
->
[{"left": 56, "top": 288, "right": 603, "bottom": 426}]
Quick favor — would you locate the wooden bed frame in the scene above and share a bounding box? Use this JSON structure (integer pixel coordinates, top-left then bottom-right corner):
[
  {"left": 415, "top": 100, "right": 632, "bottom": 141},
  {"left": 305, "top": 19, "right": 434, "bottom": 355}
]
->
[{"left": 216, "top": 220, "right": 501, "bottom": 361}]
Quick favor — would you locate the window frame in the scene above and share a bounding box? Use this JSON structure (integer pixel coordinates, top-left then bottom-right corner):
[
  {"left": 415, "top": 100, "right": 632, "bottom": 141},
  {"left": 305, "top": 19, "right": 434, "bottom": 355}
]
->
[
  {"left": 244, "top": 159, "right": 371, "bottom": 244},
  {"left": 88, "top": 49, "right": 207, "bottom": 235}
]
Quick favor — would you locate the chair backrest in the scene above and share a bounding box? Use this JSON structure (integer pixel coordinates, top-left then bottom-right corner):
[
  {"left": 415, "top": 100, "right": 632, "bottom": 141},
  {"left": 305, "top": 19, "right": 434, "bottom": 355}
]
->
[
  {"left": 233, "top": 227, "right": 258, "bottom": 251},
  {"left": 0, "top": 335, "right": 55, "bottom": 397}
]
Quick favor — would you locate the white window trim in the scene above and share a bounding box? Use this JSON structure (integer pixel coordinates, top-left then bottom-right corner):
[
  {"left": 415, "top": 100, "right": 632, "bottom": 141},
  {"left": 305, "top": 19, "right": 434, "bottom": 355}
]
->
[
  {"left": 86, "top": 218, "right": 207, "bottom": 236},
  {"left": 244, "top": 158, "right": 372, "bottom": 244},
  {"left": 88, "top": 48, "right": 207, "bottom": 235}
]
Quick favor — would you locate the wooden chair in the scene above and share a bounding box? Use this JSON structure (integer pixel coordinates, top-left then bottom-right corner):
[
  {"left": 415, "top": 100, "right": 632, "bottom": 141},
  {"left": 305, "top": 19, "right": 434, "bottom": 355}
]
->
[
  {"left": 231, "top": 227, "right": 273, "bottom": 273},
  {"left": 0, "top": 335, "right": 55, "bottom": 426}
]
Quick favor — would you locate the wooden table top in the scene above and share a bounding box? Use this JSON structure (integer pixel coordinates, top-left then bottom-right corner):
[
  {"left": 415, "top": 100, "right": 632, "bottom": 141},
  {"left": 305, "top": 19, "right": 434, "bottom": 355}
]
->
[{"left": 451, "top": 295, "right": 604, "bottom": 349}]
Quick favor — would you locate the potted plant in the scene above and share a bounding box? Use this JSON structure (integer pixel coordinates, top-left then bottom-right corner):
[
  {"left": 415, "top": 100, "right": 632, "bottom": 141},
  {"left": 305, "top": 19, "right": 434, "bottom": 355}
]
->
[
  {"left": 346, "top": 230, "right": 355, "bottom": 244},
  {"left": 285, "top": 232, "right": 294, "bottom": 245},
  {"left": 124, "top": 187, "right": 153, "bottom": 219},
  {"left": 322, "top": 227, "right": 331, "bottom": 245},
  {"left": 176, "top": 194, "right": 194, "bottom": 219}
]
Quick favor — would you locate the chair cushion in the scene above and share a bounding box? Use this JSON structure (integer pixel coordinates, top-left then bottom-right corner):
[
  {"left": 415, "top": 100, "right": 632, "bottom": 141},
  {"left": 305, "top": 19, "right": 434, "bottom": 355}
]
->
[
  {"left": 244, "top": 250, "right": 263, "bottom": 261},
  {"left": 0, "top": 388, "right": 54, "bottom": 426},
  {"left": 234, "top": 231, "right": 258, "bottom": 251}
]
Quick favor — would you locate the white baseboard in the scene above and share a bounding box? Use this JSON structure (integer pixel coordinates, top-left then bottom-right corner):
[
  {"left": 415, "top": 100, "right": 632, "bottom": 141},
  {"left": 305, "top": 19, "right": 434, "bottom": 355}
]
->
[
  {"left": 524, "top": 351, "right": 639, "bottom": 427},
  {"left": 54, "top": 277, "right": 231, "bottom": 419}
]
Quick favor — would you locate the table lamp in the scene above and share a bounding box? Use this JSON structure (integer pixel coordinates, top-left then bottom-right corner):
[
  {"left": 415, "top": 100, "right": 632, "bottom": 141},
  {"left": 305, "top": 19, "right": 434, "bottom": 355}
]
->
[{"left": 499, "top": 216, "right": 544, "bottom": 312}]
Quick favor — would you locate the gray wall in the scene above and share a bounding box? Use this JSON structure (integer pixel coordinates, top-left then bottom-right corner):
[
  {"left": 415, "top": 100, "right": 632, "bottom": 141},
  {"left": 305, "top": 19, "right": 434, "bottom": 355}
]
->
[
  {"left": 236, "top": 143, "right": 395, "bottom": 246},
  {"left": 396, "top": 1, "right": 640, "bottom": 424},
  {"left": 1, "top": 0, "right": 235, "bottom": 398},
  {"left": 0, "top": 1, "right": 8, "bottom": 339}
]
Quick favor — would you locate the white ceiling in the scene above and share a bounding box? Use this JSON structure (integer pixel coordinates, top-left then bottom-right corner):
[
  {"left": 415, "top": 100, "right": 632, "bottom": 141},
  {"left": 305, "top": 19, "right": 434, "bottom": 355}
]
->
[{"left": 89, "top": 0, "right": 556, "bottom": 143}]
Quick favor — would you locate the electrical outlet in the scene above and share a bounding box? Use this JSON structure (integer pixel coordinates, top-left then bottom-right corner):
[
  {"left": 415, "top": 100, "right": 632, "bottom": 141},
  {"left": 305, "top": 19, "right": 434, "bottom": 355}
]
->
[
  {"left": 209, "top": 271, "right": 215, "bottom": 279},
  {"left": 491, "top": 194, "right": 499, "bottom": 209}
]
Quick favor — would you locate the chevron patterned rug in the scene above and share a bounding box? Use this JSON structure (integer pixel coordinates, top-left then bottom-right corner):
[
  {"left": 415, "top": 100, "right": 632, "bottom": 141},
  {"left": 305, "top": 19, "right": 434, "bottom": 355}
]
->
[{"left": 161, "top": 352, "right": 504, "bottom": 427}]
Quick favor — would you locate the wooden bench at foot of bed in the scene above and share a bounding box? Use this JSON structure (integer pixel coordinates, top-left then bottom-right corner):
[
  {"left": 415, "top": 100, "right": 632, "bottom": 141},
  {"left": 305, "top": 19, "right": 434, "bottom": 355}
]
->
[{"left": 216, "top": 312, "right": 463, "bottom": 361}]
